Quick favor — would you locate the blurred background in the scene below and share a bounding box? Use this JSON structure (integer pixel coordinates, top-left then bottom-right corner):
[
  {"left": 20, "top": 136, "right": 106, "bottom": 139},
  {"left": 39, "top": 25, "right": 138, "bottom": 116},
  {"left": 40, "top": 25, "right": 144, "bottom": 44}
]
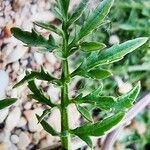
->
[{"left": 0, "top": 0, "right": 150, "bottom": 149}]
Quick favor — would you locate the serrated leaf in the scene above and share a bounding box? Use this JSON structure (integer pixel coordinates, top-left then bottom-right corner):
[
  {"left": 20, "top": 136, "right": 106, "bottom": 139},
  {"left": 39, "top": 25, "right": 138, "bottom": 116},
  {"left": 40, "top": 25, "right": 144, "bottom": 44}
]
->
[
  {"left": 36, "top": 115, "right": 59, "bottom": 136},
  {"left": 77, "top": 134, "right": 93, "bottom": 148},
  {"left": 67, "top": 0, "right": 89, "bottom": 26},
  {"left": 74, "top": 38, "right": 148, "bottom": 74},
  {"left": 11, "top": 27, "right": 57, "bottom": 51},
  {"left": 14, "top": 67, "right": 57, "bottom": 88},
  {"left": 77, "top": 68, "right": 112, "bottom": 79},
  {"left": 83, "top": 96, "right": 116, "bottom": 111},
  {"left": 74, "top": 0, "right": 114, "bottom": 42},
  {"left": 33, "top": 21, "right": 63, "bottom": 35},
  {"left": 27, "top": 80, "right": 55, "bottom": 107},
  {"left": 113, "top": 82, "right": 141, "bottom": 111},
  {"left": 0, "top": 98, "right": 17, "bottom": 110},
  {"left": 71, "top": 112, "right": 125, "bottom": 136},
  {"left": 80, "top": 42, "right": 106, "bottom": 52},
  {"left": 76, "top": 104, "right": 93, "bottom": 122}
]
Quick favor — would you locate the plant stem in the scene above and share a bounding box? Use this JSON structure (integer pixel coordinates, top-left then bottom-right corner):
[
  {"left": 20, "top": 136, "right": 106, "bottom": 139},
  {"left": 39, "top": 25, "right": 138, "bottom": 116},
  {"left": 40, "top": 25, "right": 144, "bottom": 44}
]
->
[{"left": 61, "top": 21, "right": 70, "bottom": 149}]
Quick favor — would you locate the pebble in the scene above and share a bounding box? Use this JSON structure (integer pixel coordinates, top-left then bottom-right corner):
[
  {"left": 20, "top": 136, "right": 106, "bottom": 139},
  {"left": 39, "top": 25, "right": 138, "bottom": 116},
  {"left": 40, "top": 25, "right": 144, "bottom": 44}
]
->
[
  {"left": 7, "top": 45, "right": 28, "bottom": 63},
  {"left": 47, "top": 109, "right": 61, "bottom": 132},
  {"left": 0, "top": 108, "right": 9, "bottom": 123},
  {"left": 109, "top": 35, "right": 120, "bottom": 45},
  {"left": 45, "top": 53, "right": 57, "bottom": 65},
  {"left": 24, "top": 102, "right": 32, "bottom": 110},
  {"left": 12, "top": 62, "right": 20, "bottom": 72},
  {"left": 17, "top": 132, "right": 31, "bottom": 150},
  {"left": 0, "top": 70, "right": 9, "bottom": 99},
  {"left": 47, "top": 85, "right": 60, "bottom": 103},
  {"left": 17, "top": 117, "right": 27, "bottom": 128},
  {"left": 34, "top": 51, "right": 44, "bottom": 65},
  {"left": 68, "top": 104, "right": 80, "bottom": 129},
  {"left": 24, "top": 108, "right": 43, "bottom": 132},
  {"left": 5, "top": 107, "right": 21, "bottom": 131},
  {"left": 10, "top": 134, "right": 19, "bottom": 144}
]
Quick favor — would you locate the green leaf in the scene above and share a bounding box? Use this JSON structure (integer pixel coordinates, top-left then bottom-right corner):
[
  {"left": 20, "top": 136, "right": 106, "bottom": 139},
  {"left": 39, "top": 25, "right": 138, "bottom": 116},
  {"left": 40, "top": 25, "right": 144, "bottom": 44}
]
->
[
  {"left": 77, "top": 134, "right": 93, "bottom": 148},
  {"left": 75, "top": 68, "right": 112, "bottom": 79},
  {"left": 28, "top": 80, "right": 55, "bottom": 107},
  {"left": 76, "top": 104, "right": 93, "bottom": 122},
  {"left": 80, "top": 42, "right": 106, "bottom": 52},
  {"left": 0, "top": 98, "right": 17, "bottom": 110},
  {"left": 74, "top": 87, "right": 116, "bottom": 111},
  {"left": 74, "top": 0, "right": 114, "bottom": 42},
  {"left": 33, "top": 21, "right": 63, "bottom": 35},
  {"left": 74, "top": 38, "right": 148, "bottom": 73},
  {"left": 36, "top": 115, "right": 59, "bottom": 136},
  {"left": 57, "top": 0, "right": 70, "bottom": 18},
  {"left": 113, "top": 82, "right": 141, "bottom": 111},
  {"left": 37, "top": 109, "right": 52, "bottom": 123},
  {"left": 71, "top": 112, "right": 125, "bottom": 136},
  {"left": 67, "top": 0, "right": 89, "bottom": 26},
  {"left": 13, "top": 67, "right": 57, "bottom": 88},
  {"left": 11, "top": 27, "right": 57, "bottom": 51},
  {"left": 82, "top": 96, "right": 116, "bottom": 111}
]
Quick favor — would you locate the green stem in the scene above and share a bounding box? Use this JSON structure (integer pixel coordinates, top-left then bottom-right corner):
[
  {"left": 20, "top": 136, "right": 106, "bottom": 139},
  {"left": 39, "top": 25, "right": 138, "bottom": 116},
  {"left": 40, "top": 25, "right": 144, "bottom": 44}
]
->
[{"left": 61, "top": 22, "right": 71, "bottom": 149}]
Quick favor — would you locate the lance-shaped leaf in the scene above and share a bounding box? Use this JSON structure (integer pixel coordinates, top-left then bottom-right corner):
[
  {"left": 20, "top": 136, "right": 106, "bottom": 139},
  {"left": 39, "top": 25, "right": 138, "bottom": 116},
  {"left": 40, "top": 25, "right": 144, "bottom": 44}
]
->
[
  {"left": 74, "top": 87, "right": 116, "bottom": 111},
  {"left": 76, "top": 104, "right": 93, "bottom": 122},
  {"left": 113, "top": 82, "right": 141, "bottom": 111},
  {"left": 80, "top": 42, "right": 106, "bottom": 52},
  {"left": 73, "top": 68, "right": 112, "bottom": 79},
  {"left": 37, "top": 109, "right": 52, "bottom": 123},
  {"left": 57, "top": 0, "right": 70, "bottom": 18},
  {"left": 36, "top": 115, "right": 59, "bottom": 136},
  {"left": 0, "top": 98, "right": 17, "bottom": 110},
  {"left": 67, "top": 0, "right": 89, "bottom": 26},
  {"left": 33, "top": 21, "right": 63, "bottom": 36},
  {"left": 11, "top": 27, "right": 57, "bottom": 51},
  {"left": 71, "top": 112, "right": 125, "bottom": 136},
  {"left": 74, "top": 0, "right": 114, "bottom": 42},
  {"left": 77, "top": 134, "right": 93, "bottom": 148},
  {"left": 28, "top": 80, "right": 55, "bottom": 107},
  {"left": 14, "top": 67, "right": 57, "bottom": 88},
  {"left": 73, "top": 38, "right": 148, "bottom": 74}
]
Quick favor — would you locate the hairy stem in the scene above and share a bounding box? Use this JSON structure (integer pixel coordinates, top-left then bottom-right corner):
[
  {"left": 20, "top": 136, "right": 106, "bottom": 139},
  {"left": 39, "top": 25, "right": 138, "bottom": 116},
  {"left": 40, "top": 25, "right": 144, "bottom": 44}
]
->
[{"left": 60, "top": 21, "right": 70, "bottom": 149}]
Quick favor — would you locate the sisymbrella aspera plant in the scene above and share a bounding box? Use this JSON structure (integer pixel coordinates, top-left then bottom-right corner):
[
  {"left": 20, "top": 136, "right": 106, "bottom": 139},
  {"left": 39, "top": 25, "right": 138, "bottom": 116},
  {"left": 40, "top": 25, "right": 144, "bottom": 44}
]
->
[{"left": 10, "top": 0, "right": 148, "bottom": 149}]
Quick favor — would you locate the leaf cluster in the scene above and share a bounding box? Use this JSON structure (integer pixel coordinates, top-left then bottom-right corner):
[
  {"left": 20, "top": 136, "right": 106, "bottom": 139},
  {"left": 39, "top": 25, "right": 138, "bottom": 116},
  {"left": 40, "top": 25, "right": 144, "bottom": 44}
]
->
[{"left": 11, "top": 0, "right": 148, "bottom": 149}]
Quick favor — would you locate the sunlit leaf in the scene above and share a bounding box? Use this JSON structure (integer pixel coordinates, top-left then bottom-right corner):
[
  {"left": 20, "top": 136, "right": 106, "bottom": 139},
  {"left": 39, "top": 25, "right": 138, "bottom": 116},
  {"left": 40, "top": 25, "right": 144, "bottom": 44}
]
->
[
  {"left": 0, "top": 98, "right": 17, "bottom": 110},
  {"left": 71, "top": 112, "right": 125, "bottom": 136},
  {"left": 11, "top": 27, "right": 57, "bottom": 51},
  {"left": 36, "top": 115, "right": 59, "bottom": 136}
]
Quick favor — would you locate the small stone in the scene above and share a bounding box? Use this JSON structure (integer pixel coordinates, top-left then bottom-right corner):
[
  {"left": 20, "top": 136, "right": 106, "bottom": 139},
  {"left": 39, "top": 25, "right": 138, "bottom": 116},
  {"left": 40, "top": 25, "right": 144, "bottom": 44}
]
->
[
  {"left": 7, "top": 45, "right": 28, "bottom": 63},
  {"left": 0, "top": 144, "right": 7, "bottom": 150},
  {"left": 68, "top": 104, "right": 80, "bottom": 129},
  {"left": 24, "top": 109, "right": 43, "bottom": 132},
  {"left": 34, "top": 52, "right": 44, "bottom": 65},
  {"left": 47, "top": 85, "right": 60, "bottom": 103},
  {"left": 6, "top": 107, "right": 21, "bottom": 131},
  {"left": 10, "top": 134, "right": 19, "bottom": 144},
  {"left": 24, "top": 102, "right": 32, "bottom": 110},
  {"left": 109, "top": 35, "right": 120, "bottom": 45},
  {"left": 17, "top": 132, "right": 31, "bottom": 150},
  {"left": 12, "top": 62, "right": 20, "bottom": 72},
  {"left": 0, "top": 108, "right": 9, "bottom": 123},
  {"left": 0, "top": 70, "right": 9, "bottom": 99},
  {"left": 118, "top": 82, "right": 132, "bottom": 94},
  {"left": 47, "top": 109, "right": 61, "bottom": 132},
  {"left": 17, "top": 117, "right": 27, "bottom": 128},
  {"left": 45, "top": 53, "right": 57, "bottom": 65}
]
